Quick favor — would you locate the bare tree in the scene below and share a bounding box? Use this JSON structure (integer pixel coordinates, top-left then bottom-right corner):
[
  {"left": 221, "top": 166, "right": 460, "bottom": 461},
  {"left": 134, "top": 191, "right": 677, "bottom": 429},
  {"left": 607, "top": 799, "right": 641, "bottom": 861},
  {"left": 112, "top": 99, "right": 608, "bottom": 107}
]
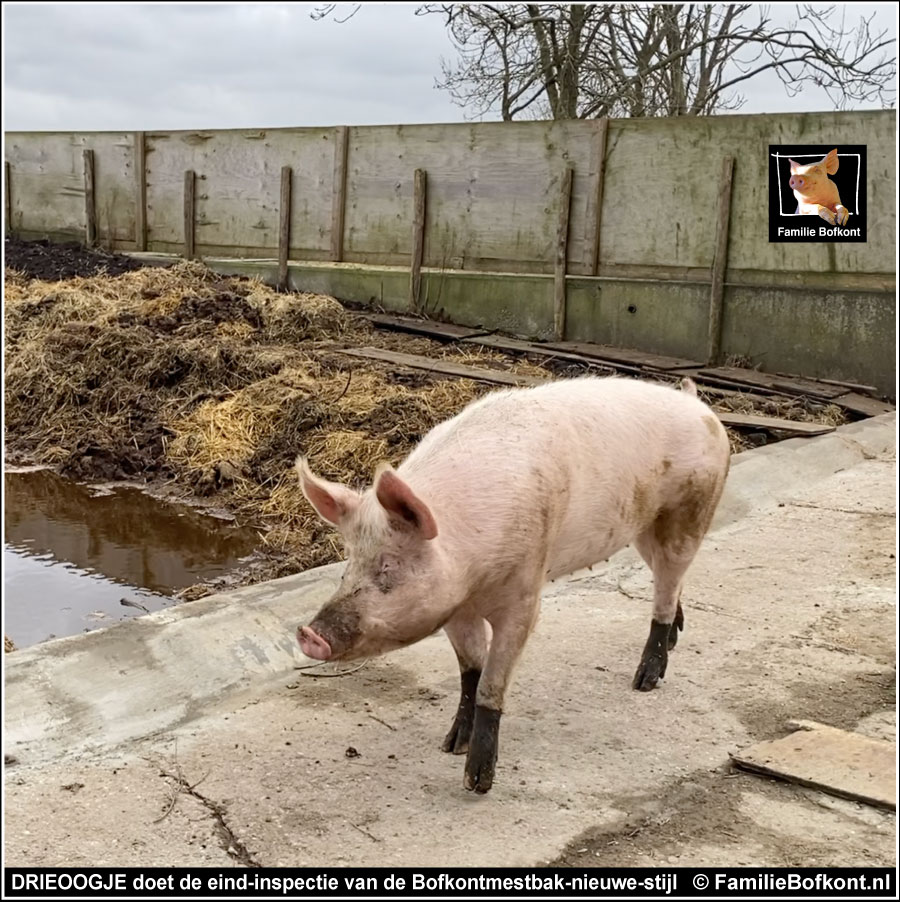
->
[{"left": 411, "top": 4, "right": 896, "bottom": 119}]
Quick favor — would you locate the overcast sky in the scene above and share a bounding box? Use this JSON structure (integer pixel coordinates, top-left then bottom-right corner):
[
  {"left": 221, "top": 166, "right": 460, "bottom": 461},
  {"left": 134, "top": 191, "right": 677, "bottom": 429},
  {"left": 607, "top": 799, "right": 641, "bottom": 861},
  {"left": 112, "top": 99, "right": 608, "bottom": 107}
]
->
[{"left": 3, "top": 2, "right": 897, "bottom": 132}]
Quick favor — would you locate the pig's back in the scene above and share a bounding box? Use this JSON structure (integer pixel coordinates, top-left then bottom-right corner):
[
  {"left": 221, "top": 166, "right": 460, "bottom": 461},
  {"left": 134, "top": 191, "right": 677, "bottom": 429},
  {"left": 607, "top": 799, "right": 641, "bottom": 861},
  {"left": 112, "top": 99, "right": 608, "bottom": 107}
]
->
[{"left": 400, "top": 377, "right": 728, "bottom": 579}]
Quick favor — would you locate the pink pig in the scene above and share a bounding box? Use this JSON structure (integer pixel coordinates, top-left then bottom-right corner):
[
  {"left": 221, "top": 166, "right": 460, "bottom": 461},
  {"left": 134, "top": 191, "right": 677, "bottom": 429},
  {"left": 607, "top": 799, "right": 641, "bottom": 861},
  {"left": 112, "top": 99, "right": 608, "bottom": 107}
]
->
[
  {"left": 788, "top": 148, "right": 850, "bottom": 225},
  {"left": 297, "top": 376, "right": 730, "bottom": 793}
]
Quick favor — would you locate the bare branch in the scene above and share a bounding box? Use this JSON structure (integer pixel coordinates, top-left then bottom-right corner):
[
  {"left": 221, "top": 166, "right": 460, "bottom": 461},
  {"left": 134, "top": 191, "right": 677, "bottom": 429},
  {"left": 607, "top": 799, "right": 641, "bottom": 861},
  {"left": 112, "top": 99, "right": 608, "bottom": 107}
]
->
[{"left": 414, "top": 3, "right": 895, "bottom": 120}]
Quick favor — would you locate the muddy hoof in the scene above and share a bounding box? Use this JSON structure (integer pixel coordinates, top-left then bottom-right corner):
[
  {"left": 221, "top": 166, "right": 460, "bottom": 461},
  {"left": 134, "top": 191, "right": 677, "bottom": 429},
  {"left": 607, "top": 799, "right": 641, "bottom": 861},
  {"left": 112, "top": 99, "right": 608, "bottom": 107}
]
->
[
  {"left": 464, "top": 706, "right": 501, "bottom": 794},
  {"left": 441, "top": 716, "right": 472, "bottom": 755},
  {"left": 632, "top": 653, "right": 666, "bottom": 691},
  {"left": 464, "top": 747, "right": 496, "bottom": 794},
  {"left": 442, "top": 668, "right": 479, "bottom": 755}
]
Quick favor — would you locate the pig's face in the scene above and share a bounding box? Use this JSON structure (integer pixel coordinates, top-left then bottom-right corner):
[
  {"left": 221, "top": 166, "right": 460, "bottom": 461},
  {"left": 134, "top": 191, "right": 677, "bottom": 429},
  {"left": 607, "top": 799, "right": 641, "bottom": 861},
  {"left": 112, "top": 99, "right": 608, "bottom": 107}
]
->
[
  {"left": 295, "top": 458, "right": 453, "bottom": 662},
  {"left": 788, "top": 149, "right": 838, "bottom": 196}
]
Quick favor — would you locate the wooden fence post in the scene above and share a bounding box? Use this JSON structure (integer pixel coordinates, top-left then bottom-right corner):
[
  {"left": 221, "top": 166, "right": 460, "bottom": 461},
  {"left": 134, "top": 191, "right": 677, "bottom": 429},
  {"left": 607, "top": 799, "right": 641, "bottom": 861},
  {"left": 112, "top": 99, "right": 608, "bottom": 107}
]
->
[
  {"left": 584, "top": 117, "right": 609, "bottom": 275},
  {"left": 4, "top": 161, "right": 11, "bottom": 237},
  {"left": 83, "top": 149, "right": 97, "bottom": 247},
  {"left": 707, "top": 155, "right": 735, "bottom": 365},
  {"left": 183, "top": 170, "right": 196, "bottom": 260},
  {"left": 134, "top": 132, "right": 147, "bottom": 251},
  {"left": 409, "top": 168, "right": 427, "bottom": 313},
  {"left": 553, "top": 166, "right": 575, "bottom": 341},
  {"left": 330, "top": 125, "right": 349, "bottom": 261},
  {"left": 278, "top": 165, "right": 292, "bottom": 290}
]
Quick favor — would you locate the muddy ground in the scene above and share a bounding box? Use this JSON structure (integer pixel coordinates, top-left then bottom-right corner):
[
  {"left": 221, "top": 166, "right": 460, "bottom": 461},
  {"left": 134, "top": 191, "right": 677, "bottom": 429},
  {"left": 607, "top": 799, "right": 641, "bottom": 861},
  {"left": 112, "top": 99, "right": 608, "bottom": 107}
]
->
[
  {"left": 5, "top": 236, "right": 150, "bottom": 281},
  {"left": 3, "top": 239, "right": 850, "bottom": 602}
]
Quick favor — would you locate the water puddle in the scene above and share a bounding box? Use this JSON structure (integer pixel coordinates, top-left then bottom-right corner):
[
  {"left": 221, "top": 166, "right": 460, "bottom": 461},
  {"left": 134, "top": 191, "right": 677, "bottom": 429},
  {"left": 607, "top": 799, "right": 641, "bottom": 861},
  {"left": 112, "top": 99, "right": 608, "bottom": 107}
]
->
[{"left": 4, "top": 468, "right": 261, "bottom": 648}]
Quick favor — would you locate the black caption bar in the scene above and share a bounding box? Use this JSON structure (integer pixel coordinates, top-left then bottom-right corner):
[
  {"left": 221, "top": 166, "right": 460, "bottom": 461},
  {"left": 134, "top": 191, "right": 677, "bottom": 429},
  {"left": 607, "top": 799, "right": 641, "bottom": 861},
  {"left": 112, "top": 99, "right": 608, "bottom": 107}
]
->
[{"left": 4, "top": 867, "right": 896, "bottom": 899}]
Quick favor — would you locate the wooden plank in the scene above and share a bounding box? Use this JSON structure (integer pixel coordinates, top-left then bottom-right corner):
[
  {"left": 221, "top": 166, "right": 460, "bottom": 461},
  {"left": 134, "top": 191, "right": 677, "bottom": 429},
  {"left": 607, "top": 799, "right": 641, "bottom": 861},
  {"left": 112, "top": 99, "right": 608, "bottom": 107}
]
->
[
  {"left": 364, "top": 312, "right": 489, "bottom": 342},
  {"left": 278, "top": 165, "right": 292, "bottom": 290},
  {"left": 780, "top": 374, "right": 878, "bottom": 396},
  {"left": 731, "top": 720, "right": 895, "bottom": 811},
  {"left": 830, "top": 392, "right": 894, "bottom": 418},
  {"left": 542, "top": 340, "right": 704, "bottom": 372},
  {"left": 584, "top": 118, "right": 609, "bottom": 275},
  {"left": 697, "top": 366, "right": 846, "bottom": 400},
  {"left": 466, "top": 335, "right": 643, "bottom": 375},
  {"left": 83, "top": 149, "right": 97, "bottom": 247},
  {"left": 362, "top": 312, "right": 686, "bottom": 374},
  {"left": 330, "top": 125, "right": 349, "bottom": 262},
  {"left": 133, "top": 131, "right": 147, "bottom": 251},
  {"left": 707, "top": 154, "right": 734, "bottom": 365},
  {"left": 553, "top": 166, "right": 574, "bottom": 340},
  {"left": 4, "top": 161, "right": 10, "bottom": 236},
  {"left": 716, "top": 412, "right": 834, "bottom": 436},
  {"left": 183, "top": 169, "right": 195, "bottom": 260},
  {"left": 409, "top": 168, "right": 427, "bottom": 313},
  {"left": 335, "top": 347, "right": 546, "bottom": 388}
]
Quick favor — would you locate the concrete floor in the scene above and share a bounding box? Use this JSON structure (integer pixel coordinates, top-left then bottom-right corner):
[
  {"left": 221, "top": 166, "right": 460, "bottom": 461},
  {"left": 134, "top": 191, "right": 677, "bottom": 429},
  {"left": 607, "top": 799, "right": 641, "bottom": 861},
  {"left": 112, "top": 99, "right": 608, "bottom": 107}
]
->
[{"left": 4, "top": 414, "right": 896, "bottom": 868}]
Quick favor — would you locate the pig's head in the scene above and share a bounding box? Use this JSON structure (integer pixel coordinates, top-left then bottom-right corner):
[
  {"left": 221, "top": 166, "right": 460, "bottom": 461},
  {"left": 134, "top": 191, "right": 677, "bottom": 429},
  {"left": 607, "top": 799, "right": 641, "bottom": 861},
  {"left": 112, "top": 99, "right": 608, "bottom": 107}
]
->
[
  {"left": 788, "top": 148, "right": 838, "bottom": 195},
  {"left": 295, "top": 457, "right": 454, "bottom": 662}
]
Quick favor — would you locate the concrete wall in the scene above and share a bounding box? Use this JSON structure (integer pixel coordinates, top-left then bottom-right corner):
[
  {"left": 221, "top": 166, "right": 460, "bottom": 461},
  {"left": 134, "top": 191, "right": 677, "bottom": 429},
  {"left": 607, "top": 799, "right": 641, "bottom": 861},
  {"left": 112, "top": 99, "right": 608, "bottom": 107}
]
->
[{"left": 5, "top": 111, "right": 896, "bottom": 395}]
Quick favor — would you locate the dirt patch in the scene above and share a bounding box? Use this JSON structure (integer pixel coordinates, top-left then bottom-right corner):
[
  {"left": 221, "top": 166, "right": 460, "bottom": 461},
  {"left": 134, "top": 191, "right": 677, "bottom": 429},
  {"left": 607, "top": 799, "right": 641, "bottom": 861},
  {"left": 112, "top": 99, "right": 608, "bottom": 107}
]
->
[
  {"left": 3, "top": 241, "right": 849, "bottom": 596},
  {"left": 552, "top": 569, "right": 896, "bottom": 870},
  {"left": 5, "top": 237, "right": 150, "bottom": 281},
  {"left": 553, "top": 668, "right": 895, "bottom": 868}
]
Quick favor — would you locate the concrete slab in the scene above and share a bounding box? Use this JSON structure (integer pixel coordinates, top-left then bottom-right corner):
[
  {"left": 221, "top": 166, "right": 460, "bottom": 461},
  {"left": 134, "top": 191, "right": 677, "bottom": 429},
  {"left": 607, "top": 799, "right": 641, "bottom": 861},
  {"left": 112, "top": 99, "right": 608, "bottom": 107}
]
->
[{"left": 4, "top": 414, "right": 896, "bottom": 867}]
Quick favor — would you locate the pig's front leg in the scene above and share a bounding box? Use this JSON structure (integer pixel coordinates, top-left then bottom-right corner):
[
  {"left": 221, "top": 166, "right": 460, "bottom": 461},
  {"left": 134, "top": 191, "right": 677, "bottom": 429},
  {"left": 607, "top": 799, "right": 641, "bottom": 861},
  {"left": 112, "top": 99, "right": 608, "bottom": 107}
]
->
[
  {"left": 442, "top": 613, "right": 489, "bottom": 755},
  {"left": 814, "top": 204, "right": 836, "bottom": 225},
  {"left": 834, "top": 204, "right": 850, "bottom": 225},
  {"left": 464, "top": 596, "right": 540, "bottom": 794}
]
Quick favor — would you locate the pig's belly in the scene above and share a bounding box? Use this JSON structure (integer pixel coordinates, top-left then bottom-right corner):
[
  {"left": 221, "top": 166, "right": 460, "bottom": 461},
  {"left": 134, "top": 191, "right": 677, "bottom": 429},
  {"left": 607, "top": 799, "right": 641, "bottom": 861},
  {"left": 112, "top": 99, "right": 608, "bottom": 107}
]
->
[{"left": 545, "top": 516, "right": 639, "bottom": 582}]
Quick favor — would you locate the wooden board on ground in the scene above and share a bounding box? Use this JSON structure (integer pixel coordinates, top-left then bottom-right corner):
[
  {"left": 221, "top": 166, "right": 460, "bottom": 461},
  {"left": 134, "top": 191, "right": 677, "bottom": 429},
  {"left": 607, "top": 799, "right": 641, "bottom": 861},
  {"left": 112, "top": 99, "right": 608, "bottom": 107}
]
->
[
  {"left": 463, "top": 334, "right": 629, "bottom": 373},
  {"left": 719, "top": 413, "right": 835, "bottom": 436},
  {"left": 829, "top": 392, "right": 895, "bottom": 419},
  {"left": 335, "top": 347, "right": 546, "bottom": 388},
  {"left": 697, "top": 366, "right": 847, "bottom": 400},
  {"left": 540, "top": 340, "right": 704, "bottom": 372},
  {"left": 730, "top": 720, "right": 896, "bottom": 811},
  {"left": 362, "top": 314, "right": 892, "bottom": 416},
  {"left": 363, "top": 313, "right": 490, "bottom": 342}
]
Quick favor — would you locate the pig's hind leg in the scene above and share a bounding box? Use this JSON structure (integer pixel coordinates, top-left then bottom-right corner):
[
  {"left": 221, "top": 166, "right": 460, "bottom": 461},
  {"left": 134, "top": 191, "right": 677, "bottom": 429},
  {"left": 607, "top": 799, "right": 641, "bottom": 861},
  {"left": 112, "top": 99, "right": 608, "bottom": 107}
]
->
[
  {"left": 442, "top": 612, "right": 489, "bottom": 755},
  {"left": 631, "top": 501, "right": 717, "bottom": 689}
]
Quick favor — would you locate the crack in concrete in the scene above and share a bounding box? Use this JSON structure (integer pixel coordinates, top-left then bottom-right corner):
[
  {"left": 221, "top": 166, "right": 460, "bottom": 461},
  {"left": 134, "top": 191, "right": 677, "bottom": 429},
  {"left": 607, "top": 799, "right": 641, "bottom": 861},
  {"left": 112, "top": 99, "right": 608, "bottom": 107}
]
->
[{"left": 162, "top": 769, "right": 261, "bottom": 868}]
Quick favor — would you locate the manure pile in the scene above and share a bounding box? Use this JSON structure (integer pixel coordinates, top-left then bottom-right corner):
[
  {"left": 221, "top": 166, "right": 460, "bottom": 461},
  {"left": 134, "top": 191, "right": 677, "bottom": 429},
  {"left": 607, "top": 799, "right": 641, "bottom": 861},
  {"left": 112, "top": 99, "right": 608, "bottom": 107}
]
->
[{"left": 3, "top": 257, "right": 542, "bottom": 585}]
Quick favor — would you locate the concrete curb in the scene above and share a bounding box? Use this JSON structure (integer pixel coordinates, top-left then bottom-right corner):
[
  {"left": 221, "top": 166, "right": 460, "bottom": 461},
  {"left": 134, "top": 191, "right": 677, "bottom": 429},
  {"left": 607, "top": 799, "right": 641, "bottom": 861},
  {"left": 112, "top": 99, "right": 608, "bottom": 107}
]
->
[{"left": 4, "top": 412, "right": 895, "bottom": 765}]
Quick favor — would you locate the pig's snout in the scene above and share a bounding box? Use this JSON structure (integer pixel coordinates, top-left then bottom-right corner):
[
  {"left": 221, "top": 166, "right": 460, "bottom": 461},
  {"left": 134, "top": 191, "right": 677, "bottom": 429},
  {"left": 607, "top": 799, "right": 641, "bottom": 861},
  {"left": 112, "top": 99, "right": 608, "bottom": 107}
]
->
[
  {"left": 789, "top": 175, "right": 804, "bottom": 190},
  {"left": 298, "top": 625, "right": 332, "bottom": 660}
]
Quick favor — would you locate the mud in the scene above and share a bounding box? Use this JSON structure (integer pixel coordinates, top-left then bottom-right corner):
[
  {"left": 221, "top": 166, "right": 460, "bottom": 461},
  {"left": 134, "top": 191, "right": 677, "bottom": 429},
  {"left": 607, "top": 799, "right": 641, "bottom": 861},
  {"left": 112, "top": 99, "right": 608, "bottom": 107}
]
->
[{"left": 5, "top": 236, "right": 150, "bottom": 281}]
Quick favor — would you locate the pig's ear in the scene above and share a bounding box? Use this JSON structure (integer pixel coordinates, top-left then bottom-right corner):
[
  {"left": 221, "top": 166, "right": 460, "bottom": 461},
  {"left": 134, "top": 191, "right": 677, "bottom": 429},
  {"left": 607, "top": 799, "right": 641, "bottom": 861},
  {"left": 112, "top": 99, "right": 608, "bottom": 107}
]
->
[
  {"left": 374, "top": 465, "right": 438, "bottom": 540},
  {"left": 788, "top": 158, "right": 800, "bottom": 172},
  {"left": 296, "top": 456, "right": 360, "bottom": 529},
  {"left": 823, "top": 148, "right": 839, "bottom": 174}
]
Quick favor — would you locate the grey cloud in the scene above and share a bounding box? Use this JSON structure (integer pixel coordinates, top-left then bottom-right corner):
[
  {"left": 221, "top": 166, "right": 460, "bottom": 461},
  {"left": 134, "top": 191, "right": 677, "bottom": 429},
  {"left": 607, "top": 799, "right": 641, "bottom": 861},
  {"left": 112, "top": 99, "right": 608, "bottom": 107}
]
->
[
  {"left": 4, "top": 3, "right": 895, "bottom": 133},
  {"left": 4, "top": 3, "right": 463, "bottom": 131}
]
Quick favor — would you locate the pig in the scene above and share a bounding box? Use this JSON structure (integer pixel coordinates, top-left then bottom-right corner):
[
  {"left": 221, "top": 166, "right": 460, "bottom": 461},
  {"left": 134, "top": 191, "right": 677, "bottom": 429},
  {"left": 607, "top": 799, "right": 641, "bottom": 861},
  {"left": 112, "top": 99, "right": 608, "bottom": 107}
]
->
[
  {"left": 788, "top": 148, "right": 850, "bottom": 225},
  {"left": 296, "top": 375, "right": 730, "bottom": 794}
]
